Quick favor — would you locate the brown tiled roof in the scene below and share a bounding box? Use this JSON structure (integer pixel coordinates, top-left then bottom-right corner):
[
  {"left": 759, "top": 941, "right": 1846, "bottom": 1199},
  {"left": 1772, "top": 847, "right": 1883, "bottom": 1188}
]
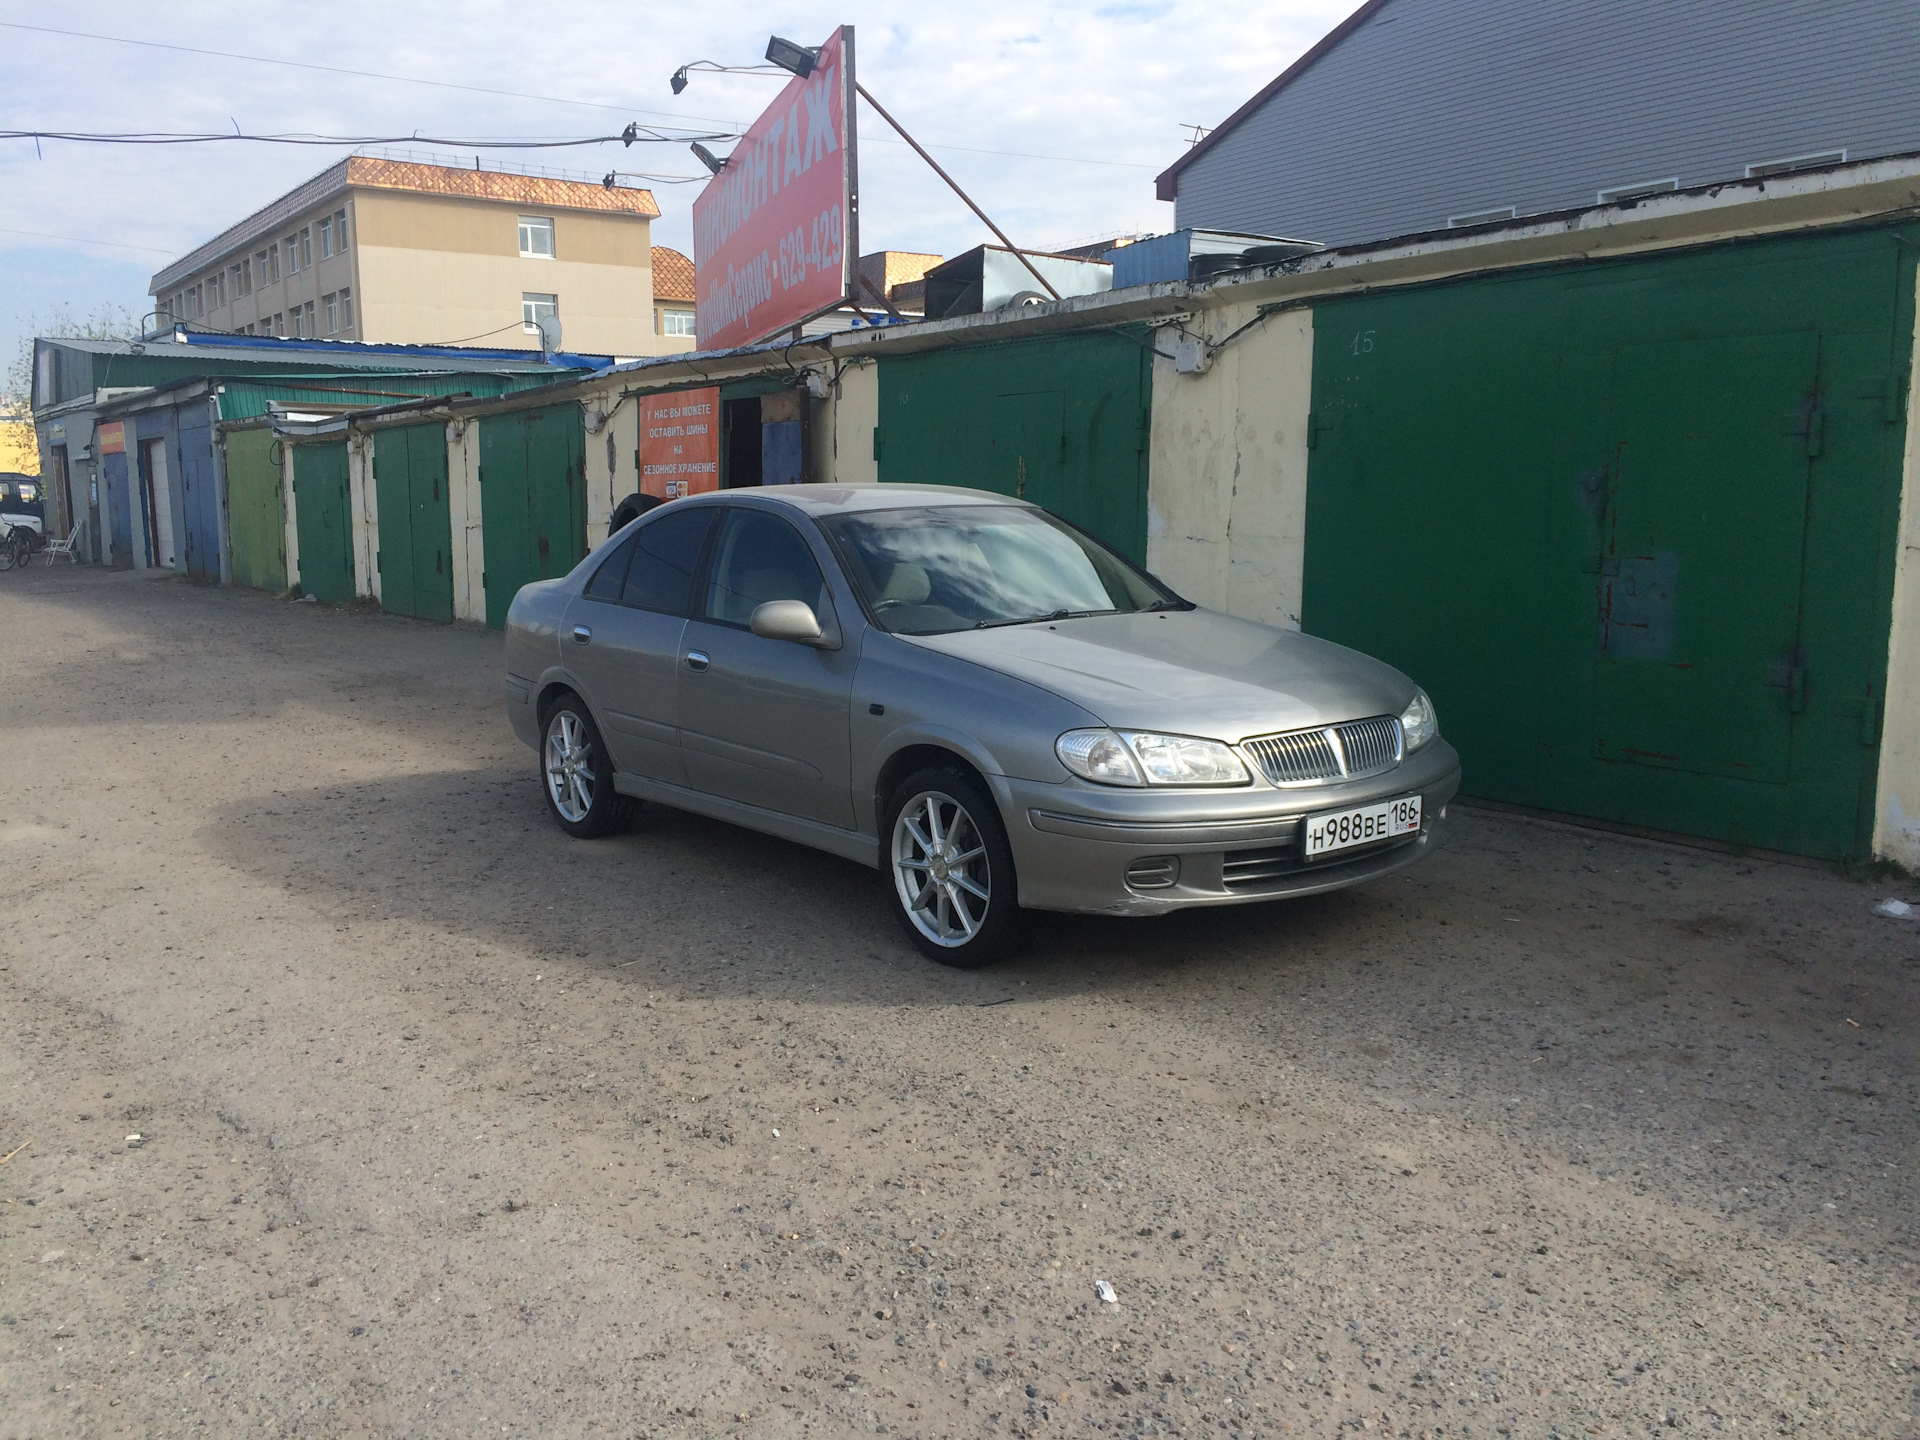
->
[
  {"left": 651, "top": 246, "right": 696, "bottom": 304},
  {"left": 344, "top": 157, "right": 659, "bottom": 216}
]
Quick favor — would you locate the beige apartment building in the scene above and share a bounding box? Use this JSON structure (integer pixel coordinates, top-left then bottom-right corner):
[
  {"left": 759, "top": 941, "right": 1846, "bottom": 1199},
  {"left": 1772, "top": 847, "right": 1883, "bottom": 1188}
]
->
[
  {"left": 649, "top": 245, "right": 696, "bottom": 353},
  {"left": 151, "top": 157, "right": 676, "bottom": 356}
]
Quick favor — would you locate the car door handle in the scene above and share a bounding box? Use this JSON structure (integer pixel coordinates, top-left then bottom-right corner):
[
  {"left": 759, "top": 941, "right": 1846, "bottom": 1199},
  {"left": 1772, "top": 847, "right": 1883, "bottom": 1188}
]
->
[
  {"left": 571, "top": 625, "right": 592, "bottom": 644},
  {"left": 685, "top": 650, "right": 710, "bottom": 672}
]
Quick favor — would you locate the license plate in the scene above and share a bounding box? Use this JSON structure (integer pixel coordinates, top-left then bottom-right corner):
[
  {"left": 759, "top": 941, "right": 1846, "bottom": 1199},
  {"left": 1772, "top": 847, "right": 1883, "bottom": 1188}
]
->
[{"left": 1303, "top": 794, "right": 1422, "bottom": 859}]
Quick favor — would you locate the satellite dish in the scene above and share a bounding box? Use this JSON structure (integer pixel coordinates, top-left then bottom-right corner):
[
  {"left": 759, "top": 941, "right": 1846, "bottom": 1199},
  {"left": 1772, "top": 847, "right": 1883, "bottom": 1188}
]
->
[{"left": 536, "top": 312, "right": 563, "bottom": 358}]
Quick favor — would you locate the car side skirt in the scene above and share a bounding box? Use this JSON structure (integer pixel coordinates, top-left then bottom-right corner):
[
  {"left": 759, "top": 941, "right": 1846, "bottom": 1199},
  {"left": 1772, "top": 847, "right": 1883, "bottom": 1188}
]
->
[{"left": 613, "top": 771, "right": 881, "bottom": 869}]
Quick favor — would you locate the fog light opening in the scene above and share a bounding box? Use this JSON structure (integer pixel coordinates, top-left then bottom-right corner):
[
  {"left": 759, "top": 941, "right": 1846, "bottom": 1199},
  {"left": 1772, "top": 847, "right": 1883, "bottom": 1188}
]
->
[{"left": 1126, "top": 855, "right": 1180, "bottom": 891}]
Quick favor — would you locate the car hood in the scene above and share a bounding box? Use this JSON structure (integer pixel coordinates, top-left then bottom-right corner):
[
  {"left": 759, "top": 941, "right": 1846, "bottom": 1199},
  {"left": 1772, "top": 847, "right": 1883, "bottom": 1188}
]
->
[{"left": 906, "top": 608, "right": 1414, "bottom": 740}]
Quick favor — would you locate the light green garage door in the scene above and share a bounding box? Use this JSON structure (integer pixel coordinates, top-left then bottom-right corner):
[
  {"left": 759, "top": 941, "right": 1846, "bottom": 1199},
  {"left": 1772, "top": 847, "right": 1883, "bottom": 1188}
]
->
[
  {"left": 1303, "top": 224, "right": 1915, "bottom": 861},
  {"left": 223, "top": 428, "right": 286, "bottom": 594}
]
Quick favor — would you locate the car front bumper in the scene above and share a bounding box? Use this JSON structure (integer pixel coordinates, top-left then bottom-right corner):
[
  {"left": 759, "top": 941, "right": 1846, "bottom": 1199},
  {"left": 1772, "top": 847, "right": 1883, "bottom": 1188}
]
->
[{"left": 995, "top": 740, "right": 1461, "bottom": 916}]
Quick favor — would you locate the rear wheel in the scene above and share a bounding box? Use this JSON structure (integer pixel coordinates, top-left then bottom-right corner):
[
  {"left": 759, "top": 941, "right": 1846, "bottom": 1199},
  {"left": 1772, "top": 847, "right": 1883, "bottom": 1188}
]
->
[
  {"left": 883, "top": 767, "right": 1023, "bottom": 967},
  {"left": 540, "top": 694, "right": 628, "bottom": 838},
  {"left": 0, "top": 528, "right": 17, "bottom": 571}
]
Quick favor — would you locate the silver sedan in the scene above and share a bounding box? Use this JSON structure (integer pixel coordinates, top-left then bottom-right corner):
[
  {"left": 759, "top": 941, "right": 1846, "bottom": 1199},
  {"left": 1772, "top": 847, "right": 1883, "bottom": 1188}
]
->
[{"left": 504, "top": 484, "right": 1460, "bottom": 966}]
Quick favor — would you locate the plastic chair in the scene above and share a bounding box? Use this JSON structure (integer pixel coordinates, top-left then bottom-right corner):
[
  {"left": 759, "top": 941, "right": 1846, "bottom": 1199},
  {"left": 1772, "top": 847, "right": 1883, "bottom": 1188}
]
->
[{"left": 41, "top": 517, "right": 85, "bottom": 565}]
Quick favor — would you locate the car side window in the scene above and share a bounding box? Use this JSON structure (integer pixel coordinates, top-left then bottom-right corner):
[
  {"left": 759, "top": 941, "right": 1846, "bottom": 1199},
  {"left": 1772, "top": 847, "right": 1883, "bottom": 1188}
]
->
[
  {"left": 703, "top": 509, "right": 828, "bottom": 627},
  {"left": 583, "top": 534, "right": 636, "bottom": 600},
  {"left": 621, "top": 504, "right": 716, "bottom": 614}
]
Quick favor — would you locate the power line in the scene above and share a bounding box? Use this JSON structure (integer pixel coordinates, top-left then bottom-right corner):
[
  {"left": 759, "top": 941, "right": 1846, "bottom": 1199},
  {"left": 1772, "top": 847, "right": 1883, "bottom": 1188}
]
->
[
  {"left": 0, "top": 227, "right": 175, "bottom": 255},
  {"left": 3, "top": 20, "right": 1156, "bottom": 171},
  {"left": 0, "top": 21, "right": 748, "bottom": 135},
  {"left": 4, "top": 127, "right": 731, "bottom": 149}
]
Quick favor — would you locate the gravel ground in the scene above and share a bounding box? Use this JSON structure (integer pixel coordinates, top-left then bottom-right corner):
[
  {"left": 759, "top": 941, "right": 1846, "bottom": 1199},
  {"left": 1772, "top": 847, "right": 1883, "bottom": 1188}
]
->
[{"left": 0, "top": 564, "right": 1916, "bottom": 1440}]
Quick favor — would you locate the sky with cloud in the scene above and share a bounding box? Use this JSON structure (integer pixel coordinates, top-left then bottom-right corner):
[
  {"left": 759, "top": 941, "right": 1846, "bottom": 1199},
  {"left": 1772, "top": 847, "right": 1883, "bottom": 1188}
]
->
[{"left": 1, "top": 0, "right": 1355, "bottom": 382}]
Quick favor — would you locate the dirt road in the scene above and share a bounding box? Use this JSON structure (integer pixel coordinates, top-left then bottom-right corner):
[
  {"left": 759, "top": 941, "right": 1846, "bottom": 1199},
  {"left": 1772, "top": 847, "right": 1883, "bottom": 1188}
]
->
[{"left": 1, "top": 565, "right": 1915, "bottom": 1438}]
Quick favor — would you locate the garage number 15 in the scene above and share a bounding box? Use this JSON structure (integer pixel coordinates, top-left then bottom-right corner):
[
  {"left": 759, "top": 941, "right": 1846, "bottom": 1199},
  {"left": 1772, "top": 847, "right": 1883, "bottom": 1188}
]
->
[{"left": 1349, "top": 329, "right": 1376, "bottom": 356}]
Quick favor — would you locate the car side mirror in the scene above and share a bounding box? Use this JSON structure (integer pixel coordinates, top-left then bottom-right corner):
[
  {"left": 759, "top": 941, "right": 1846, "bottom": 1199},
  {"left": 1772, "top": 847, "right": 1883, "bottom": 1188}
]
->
[{"left": 750, "top": 599, "right": 825, "bottom": 645}]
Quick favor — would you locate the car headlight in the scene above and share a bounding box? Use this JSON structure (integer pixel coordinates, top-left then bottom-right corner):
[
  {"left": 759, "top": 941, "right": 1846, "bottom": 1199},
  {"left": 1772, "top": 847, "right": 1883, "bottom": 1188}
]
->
[
  {"left": 1056, "top": 729, "right": 1250, "bottom": 787},
  {"left": 1400, "top": 689, "right": 1438, "bottom": 752}
]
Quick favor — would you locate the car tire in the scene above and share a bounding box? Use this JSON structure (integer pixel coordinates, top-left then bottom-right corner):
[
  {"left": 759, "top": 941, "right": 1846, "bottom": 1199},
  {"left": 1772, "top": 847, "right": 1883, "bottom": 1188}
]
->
[
  {"left": 539, "top": 693, "right": 629, "bottom": 839},
  {"left": 882, "top": 766, "right": 1023, "bottom": 967}
]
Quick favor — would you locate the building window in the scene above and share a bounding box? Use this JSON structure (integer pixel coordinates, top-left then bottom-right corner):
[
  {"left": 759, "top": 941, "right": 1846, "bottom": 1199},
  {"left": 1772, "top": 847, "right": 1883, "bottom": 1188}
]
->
[
  {"left": 285, "top": 234, "right": 300, "bottom": 273},
  {"left": 209, "top": 272, "right": 225, "bottom": 309},
  {"left": 662, "top": 309, "right": 696, "bottom": 336},
  {"left": 334, "top": 207, "right": 348, "bottom": 248},
  {"left": 519, "top": 216, "right": 555, "bottom": 258},
  {"left": 337, "top": 287, "right": 354, "bottom": 330},
  {"left": 272, "top": 312, "right": 283, "bottom": 336},
  {"left": 522, "top": 292, "right": 558, "bottom": 333},
  {"left": 254, "top": 248, "right": 270, "bottom": 286},
  {"left": 300, "top": 226, "right": 312, "bottom": 269},
  {"left": 267, "top": 242, "right": 281, "bottom": 282},
  {"left": 303, "top": 300, "right": 316, "bottom": 335},
  {"left": 239, "top": 258, "right": 252, "bottom": 295},
  {"left": 319, "top": 217, "right": 333, "bottom": 259}
]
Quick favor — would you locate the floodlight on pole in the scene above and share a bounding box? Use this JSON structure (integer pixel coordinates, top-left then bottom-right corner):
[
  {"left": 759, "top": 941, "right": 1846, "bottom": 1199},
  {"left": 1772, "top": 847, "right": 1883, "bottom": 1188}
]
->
[
  {"left": 690, "top": 142, "right": 728, "bottom": 175},
  {"left": 670, "top": 67, "right": 690, "bottom": 95},
  {"left": 764, "top": 35, "right": 818, "bottom": 78}
]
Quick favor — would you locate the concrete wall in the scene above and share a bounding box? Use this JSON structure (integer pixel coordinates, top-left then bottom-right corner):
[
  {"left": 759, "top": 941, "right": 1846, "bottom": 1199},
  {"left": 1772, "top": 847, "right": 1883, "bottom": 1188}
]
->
[
  {"left": 1873, "top": 265, "right": 1920, "bottom": 870},
  {"left": 347, "top": 430, "right": 378, "bottom": 601},
  {"left": 825, "top": 359, "right": 879, "bottom": 487},
  {"left": 445, "top": 418, "right": 485, "bottom": 623},
  {"left": 1143, "top": 304, "right": 1315, "bottom": 630},
  {"left": 353, "top": 191, "right": 657, "bottom": 357}
]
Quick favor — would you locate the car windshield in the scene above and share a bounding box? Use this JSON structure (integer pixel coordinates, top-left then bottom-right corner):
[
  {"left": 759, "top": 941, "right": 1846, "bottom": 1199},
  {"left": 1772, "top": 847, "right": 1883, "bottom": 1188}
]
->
[{"left": 821, "top": 504, "right": 1186, "bottom": 636}]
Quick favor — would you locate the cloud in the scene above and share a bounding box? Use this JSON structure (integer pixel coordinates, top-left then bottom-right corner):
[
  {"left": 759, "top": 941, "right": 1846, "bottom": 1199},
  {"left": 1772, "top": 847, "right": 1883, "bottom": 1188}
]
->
[{"left": 0, "top": 0, "right": 1356, "bottom": 367}]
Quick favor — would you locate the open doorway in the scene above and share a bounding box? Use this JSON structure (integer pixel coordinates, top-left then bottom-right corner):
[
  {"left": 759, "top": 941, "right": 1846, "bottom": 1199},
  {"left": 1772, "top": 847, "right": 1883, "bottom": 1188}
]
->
[{"left": 139, "top": 436, "right": 178, "bottom": 570}]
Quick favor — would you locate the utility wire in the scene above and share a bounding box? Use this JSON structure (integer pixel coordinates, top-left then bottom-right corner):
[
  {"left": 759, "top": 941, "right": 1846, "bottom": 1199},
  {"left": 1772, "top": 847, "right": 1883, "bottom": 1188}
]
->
[
  {"left": 3, "top": 128, "right": 733, "bottom": 149},
  {"left": 0, "top": 226, "right": 176, "bottom": 254},
  {"left": 0, "top": 21, "right": 746, "bottom": 134},
  {"left": 3, "top": 19, "right": 1156, "bottom": 170}
]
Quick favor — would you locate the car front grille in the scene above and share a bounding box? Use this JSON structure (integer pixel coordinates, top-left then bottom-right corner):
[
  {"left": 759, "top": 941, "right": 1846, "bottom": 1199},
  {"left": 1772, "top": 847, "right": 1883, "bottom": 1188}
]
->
[{"left": 1240, "top": 716, "right": 1403, "bottom": 786}]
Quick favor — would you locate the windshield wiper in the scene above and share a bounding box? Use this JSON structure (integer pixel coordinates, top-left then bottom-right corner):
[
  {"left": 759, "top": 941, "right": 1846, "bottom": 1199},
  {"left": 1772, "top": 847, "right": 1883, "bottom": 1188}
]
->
[
  {"left": 973, "top": 608, "right": 1116, "bottom": 630},
  {"left": 1141, "top": 598, "right": 1195, "bottom": 612}
]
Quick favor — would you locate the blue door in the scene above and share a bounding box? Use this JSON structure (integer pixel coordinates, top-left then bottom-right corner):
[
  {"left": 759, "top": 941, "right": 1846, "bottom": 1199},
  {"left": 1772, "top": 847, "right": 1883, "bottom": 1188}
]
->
[{"left": 177, "top": 402, "right": 222, "bottom": 580}]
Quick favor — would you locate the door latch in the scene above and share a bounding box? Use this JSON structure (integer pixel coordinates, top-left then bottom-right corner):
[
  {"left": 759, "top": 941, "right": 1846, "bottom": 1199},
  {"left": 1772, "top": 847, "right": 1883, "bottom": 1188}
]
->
[
  {"left": 685, "top": 650, "right": 710, "bottom": 672},
  {"left": 571, "top": 625, "right": 591, "bottom": 644}
]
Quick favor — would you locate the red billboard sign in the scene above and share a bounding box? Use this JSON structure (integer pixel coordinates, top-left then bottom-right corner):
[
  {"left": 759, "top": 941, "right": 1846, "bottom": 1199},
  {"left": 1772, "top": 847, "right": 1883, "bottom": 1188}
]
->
[
  {"left": 637, "top": 388, "right": 720, "bottom": 499},
  {"left": 692, "top": 26, "right": 857, "bottom": 351}
]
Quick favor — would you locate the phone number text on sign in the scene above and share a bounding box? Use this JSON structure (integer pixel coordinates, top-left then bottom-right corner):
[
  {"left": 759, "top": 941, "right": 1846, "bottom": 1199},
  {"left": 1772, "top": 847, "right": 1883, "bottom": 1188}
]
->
[{"left": 776, "top": 207, "right": 844, "bottom": 292}]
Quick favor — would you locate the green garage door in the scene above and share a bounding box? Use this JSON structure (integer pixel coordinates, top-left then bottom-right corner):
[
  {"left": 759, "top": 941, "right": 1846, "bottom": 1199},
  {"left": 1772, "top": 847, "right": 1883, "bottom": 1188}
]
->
[
  {"left": 875, "top": 330, "right": 1152, "bottom": 564},
  {"left": 291, "top": 440, "right": 354, "bottom": 605},
  {"left": 374, "top": 422, "right": 454, "bottom": 622},
  {"left": 1303, "top": 225, "right": 1915, "bottom": 861},
  {"left": 478, "top": 408, "right": 586, "bottom": 629},
  {"left": 223, "top": 428, "right": 286, "bottom": 593}
]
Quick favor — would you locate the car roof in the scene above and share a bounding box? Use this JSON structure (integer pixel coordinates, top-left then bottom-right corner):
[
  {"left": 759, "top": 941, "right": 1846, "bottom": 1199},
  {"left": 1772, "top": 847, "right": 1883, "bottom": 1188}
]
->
[{"left": 675, "top": 483, "right": 1029, "bottom": 517}]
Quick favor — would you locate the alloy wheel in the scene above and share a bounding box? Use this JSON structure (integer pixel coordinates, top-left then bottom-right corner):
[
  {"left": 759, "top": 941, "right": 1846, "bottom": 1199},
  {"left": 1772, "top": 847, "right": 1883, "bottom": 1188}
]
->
[
  {"left": 890, "top": 789, "right": 992, "bottom": 947},
  {"left": 544, "top": 711, "right": 596, "bottom": 823}
]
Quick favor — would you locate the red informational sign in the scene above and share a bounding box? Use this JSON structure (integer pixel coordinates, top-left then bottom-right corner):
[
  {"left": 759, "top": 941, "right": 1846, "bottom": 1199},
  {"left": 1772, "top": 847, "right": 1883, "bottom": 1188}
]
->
[
  {"left": 637, "top": 388, "right": 720, "bottom": 499},
  {"left": 97, "top": 421, "right": 126, "bottom": 455},
  {"left": 692, "top": 26, "right": 857, "bottom": 351}
]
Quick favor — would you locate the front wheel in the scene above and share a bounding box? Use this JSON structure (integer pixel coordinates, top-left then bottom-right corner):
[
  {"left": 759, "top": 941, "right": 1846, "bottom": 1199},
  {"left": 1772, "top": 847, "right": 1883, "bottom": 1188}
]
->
[
  {"left": 0, "top": 529, "right": 17, "bottom": 571},
  {"left": 540, "top": 694, "right": 628, "bottom": 839},
  {"left": 883, "top": 767, "right": 1023, "bottom": 967}
]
